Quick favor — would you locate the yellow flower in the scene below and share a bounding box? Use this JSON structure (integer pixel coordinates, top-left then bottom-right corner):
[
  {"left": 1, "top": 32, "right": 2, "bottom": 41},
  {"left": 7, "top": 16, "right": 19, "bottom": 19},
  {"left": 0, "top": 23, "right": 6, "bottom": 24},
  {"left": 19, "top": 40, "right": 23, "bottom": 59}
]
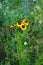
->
[
  {"left": 16, "top": 21, "right": 22, "bottom": 27},
  {"left": 22, "top": 19, "right": 29, "bottom": 25},
  {"left": 20, "top": 24, "right": 26, "bottom": 30}
]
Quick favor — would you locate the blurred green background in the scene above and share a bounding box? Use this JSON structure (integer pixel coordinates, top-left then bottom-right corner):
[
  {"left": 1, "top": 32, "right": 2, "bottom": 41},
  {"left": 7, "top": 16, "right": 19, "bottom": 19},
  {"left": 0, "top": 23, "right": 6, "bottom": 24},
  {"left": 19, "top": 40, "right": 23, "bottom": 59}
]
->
[{"left": 0, "top": 0, "right": 43, "bottom": 65}]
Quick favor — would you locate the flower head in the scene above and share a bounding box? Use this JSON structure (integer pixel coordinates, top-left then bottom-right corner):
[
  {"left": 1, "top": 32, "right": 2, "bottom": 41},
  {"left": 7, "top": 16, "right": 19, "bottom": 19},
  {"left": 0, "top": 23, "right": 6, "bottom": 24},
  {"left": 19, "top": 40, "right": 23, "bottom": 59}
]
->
[
  {"left": 20, "top": 24, "right": 26, "bottom": 30},
  {"left": 17, "top": 21, "right": 22, "bottom": 27},
  {"left": 22, "top": 19, "right": 29, "bottom": 25}
]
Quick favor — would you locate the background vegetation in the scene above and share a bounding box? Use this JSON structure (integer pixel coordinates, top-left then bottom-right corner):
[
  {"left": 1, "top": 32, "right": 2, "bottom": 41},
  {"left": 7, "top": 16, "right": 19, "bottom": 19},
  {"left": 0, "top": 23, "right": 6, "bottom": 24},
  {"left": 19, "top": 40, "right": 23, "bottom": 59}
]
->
[{"left": 0, "top": 0, "right": 43, "bottom": 65}]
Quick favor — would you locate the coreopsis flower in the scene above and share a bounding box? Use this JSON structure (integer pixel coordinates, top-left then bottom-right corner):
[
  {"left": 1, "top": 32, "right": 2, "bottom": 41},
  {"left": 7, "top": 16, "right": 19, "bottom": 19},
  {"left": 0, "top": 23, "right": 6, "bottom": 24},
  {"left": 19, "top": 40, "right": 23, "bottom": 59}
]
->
[
  {"left": 17, "top": 21, "right": 22, "bottom": 27},
  {"left": 22, "top": 19, "right": 29, "bottom": 25},
  {"left": 20, "top": 24, "right": 26, "bottom": 30}
]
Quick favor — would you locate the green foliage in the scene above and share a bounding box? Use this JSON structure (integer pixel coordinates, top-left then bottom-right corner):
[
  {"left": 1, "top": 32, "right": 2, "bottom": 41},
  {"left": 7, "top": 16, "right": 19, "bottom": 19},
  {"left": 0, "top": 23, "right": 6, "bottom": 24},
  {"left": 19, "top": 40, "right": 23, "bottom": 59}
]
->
[
  {"left": 35, "top": 52, "right": 43, "bottom": 65},
  {"left": 0, "top": 0, "right": 43, "bottom": 65}
]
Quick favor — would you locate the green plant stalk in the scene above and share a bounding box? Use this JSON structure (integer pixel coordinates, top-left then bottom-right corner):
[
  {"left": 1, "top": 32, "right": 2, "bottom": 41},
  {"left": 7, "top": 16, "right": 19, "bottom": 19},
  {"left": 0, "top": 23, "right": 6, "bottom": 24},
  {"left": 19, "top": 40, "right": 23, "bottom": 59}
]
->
[
  {"left": 17, "top": 38, "right": 23, "bottom": 65},
  {"left": 17, "top": 38, "right": 28, "bottom": 65},
  {"left": 35, "top": 52, "right": 43, "bottom": 65}
]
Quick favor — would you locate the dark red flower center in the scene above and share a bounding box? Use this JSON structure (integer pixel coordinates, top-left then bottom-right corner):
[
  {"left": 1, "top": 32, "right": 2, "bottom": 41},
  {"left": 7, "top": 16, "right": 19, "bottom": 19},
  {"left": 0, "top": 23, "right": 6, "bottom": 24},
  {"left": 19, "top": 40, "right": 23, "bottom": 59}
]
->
[
  {"left": 25, "top": 20, "right": 28, "bottom": 23},
  {"left": 22, "top": 25, "right": 25, "bottom": 28},
  {"left": 18, "top": 22, "right": 21, "bottom": 25}
]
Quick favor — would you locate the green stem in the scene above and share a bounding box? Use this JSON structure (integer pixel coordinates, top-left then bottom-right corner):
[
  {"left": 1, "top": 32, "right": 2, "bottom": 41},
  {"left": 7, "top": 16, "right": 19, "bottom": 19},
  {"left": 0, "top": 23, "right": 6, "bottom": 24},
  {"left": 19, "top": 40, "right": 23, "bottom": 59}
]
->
[{"left": 17, "top": 38, "right": 28, "bottom": 65}]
